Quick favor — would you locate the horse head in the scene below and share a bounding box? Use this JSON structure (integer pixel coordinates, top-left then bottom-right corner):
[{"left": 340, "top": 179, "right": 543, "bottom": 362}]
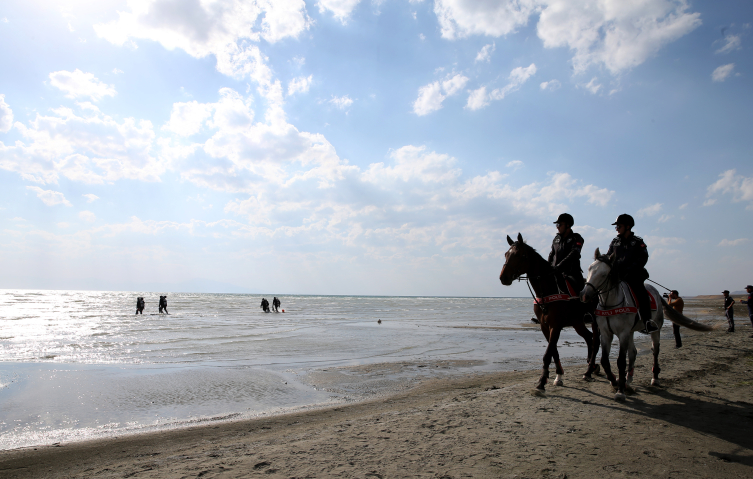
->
[
  {"left": 499, "top": 233, "right": 530, "bottom": 286},
  {"left": 581, "top": 247, "right": 615, "bottom": 302}
]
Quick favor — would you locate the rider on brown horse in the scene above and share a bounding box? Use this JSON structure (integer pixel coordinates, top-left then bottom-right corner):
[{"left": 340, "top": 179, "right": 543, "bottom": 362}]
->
[
  {"left": 548, "top": 213, "right": 585, "bottom": 294},
  {"left": 607, "top": 214, "right": 659, "bottom": 334}
]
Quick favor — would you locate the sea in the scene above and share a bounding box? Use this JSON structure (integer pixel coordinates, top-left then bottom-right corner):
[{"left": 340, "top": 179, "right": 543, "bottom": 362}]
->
[{"left": 0, "top": 289, "right": 600, "bottom": 450}]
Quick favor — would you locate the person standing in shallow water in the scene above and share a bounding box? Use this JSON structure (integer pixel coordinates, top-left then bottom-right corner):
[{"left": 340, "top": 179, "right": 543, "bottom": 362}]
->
[
  {"left": 260, "top": 298, "right": 270, "bottom": 313},
  {"left": 667, "top": 290, "right": 684, "bottom": 348},
  {"left": 272, "top": 297, "right": 281, "bottom": 312},
  {"left": 723, "top": 290, "right": 735, "bottom": 332}
]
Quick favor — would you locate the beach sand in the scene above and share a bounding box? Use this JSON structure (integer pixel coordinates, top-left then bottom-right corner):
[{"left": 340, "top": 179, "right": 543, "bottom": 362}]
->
[{"left": 2, "top": 301, "right": 752, "bottom": 478}]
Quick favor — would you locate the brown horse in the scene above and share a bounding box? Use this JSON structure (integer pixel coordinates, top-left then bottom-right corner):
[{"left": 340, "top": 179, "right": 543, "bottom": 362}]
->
[{"left": 499, "top": 233, "right": 599, "bottom": 393}]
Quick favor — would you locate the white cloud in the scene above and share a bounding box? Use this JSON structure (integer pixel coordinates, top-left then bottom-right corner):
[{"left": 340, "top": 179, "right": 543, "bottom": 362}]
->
[
  {"left": 57, "top": 222, "right": 70, "bottom": 228},
  {"left": 434, "top": 0, "right": 700, "bottom": 75},
  {"left": 540, "top": 79, "right": 561, "bottom": 91},
  {"left": 637, "top": 202, "right": 662, "bottom": 217},
  {"left": 79, "top": 210, "right": 97, "bottom": 222},
  {"left": 163, "top": 100, "right": 217, "bottom": 137},
  {"left": 715, "top": 34, "right": 741, "bottom": 54},
  {"left": 583, "top": 77, "right": 602, "bottom": 94},
  {"left": 657, "top": 214, "right": 673, "bottom": 223},
  {"left": 506, "top": 160, "right": 523, "bottom": 170},
  {"left": 719, "top": 238, "right": 749, "bottom": 247},
  {"left": 679, "top": 203, "right": 688, "bottom": 209},
  {"left": 465, "top": 64, "right": 536, "bottom": 110},
  {"left": 48, "top": 70, "right": 117, "bottom": 102},
  {"left": 434, "top": 0, "right": 537, "bottom": 40},
  {"left": 26, "top": 186, "right": 72, "bottom": 206},
  {"left": 330, "top": 95, "right": 354, "bottom": 110},
  {"left": 712, "top": 63, "right": 735, "bottom": 82},
  {"left": 317, "top": 0, "right": 362, "bottom": 23},
  {"left": 94, "top": 0, "right": 310, "bottom": 92},
  {"left": 0, "top": 103, "right": 159, "bottom": 185},
  {"left": 83, "top": 194, "right": 99, "bottom": 203},
  {"left": 465, "top": 87, "right": 489, "bottom": 110},
  {"left": 112, "top": 68, "right": 124, "bottom": 74},
  {"left": 288, "top": 75, "right": 312, "bottom": 96},
  {"left": 163, "top": 87, "right": 356, "bottom": 193},
  {"left": 413, "top": 73, "right": 469, "bottom": 115},
  {"left": 706, "top": 169, "right": 753, "bottom": 209},
  {"left": 363, "top": 145, "right": 461, "bottom": 185},
  {"left": 0, "top": 94, "right": 12, "bottom": 133},
  {"left": 475, "top": 43, "right": 495, "bottom": 62}
]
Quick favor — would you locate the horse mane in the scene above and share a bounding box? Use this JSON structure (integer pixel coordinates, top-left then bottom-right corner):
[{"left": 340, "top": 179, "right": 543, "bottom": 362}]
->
[{"left": 515, "top": 240, "right": 552, "bottom": 272}]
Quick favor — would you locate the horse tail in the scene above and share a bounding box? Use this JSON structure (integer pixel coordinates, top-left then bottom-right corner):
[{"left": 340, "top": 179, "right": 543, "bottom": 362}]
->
[{"left": 660, "top": 297, "right": 714, "bottom": 331}]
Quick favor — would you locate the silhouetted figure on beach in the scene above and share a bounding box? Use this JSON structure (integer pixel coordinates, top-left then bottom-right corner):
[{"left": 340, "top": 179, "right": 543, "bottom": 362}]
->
[
  {"left": 136, "top": 297, "right": 145, "bottom": 315},
  {"left": 273, "top": 297, "right": 281, "bottom": 312},
  {"left": 261, "top": 298, "right": 270, "bottom": 313},
  {"left": 667, "top": 290, "right": 684, "bottom": 348},
  {"left": 723, "top": 290, "right": 734, "bottom": 332},
  {"left": 159, "top": 295, "right": 169, "bottom": 314}
]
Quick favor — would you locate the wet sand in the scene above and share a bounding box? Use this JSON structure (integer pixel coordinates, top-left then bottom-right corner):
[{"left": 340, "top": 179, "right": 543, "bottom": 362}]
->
[{"left": 2, "top": 301, "right": 752, "bottom": 478}]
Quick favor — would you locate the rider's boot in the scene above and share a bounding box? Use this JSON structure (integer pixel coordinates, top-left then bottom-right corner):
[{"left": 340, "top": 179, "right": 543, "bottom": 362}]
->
[{"left": 638, "top": 314, "right": 659, "bottom": 334}]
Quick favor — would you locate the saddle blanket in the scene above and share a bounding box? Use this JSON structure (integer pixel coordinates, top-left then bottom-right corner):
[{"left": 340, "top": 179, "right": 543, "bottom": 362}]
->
[
  {"left": 595, "top": 283, "right": 658, "bottom": 316},
  {"left": 534, "top": 279, "right": 579, "bottom": 305}
]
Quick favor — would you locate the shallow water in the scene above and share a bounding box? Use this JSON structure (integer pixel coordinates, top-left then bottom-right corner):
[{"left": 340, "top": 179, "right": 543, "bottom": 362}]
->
[{"left": 0, "top": 290, "right": 598, "bottom": 449}]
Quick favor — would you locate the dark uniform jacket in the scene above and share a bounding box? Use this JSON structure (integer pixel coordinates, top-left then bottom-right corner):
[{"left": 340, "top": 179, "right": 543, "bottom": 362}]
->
[
  {"left": 548, "top": 232, "right": 584, "bottom": 281},
  {"left": 606, "top": 233, "right": 649, "bottom": 281}
]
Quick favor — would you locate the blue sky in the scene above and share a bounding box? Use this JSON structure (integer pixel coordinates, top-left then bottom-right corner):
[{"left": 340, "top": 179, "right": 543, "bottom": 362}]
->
[{"left": 0, "top": 0, "right": 751, "bottom": 296}]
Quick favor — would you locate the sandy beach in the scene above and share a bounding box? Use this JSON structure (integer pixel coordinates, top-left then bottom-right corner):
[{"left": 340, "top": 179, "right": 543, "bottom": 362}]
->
[{"left": 2, "top": 300, "right": 752, "bottom": 478}]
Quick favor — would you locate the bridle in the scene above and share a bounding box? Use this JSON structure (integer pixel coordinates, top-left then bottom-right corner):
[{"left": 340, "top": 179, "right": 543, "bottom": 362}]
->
[
  {"left": 502, "top": 243, "right": 558, "bottom": 313},
  {"left": 583, "top": 259, "right": 621, "bottom": 307}
]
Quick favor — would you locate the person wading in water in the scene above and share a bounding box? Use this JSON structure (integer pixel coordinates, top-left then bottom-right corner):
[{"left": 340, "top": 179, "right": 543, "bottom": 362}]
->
[{"left": 607, "top": 214, "right": 658, "bottom": 334}]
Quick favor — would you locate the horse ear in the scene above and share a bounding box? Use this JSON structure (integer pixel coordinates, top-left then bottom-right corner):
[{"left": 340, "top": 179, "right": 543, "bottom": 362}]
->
[
  {"left": 506, "top": 235, "right": 514, "bottom": 246},
  {"left": 594, "top": 247, "right": 600, "bottom": 259},
  {"left": 517, "top": 232, "right": 524, "bottom": 243}
]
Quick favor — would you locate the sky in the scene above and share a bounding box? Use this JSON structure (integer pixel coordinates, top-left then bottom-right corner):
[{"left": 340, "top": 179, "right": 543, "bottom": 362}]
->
[{"left": 0, "top": 0, "right": 751, "bottom": 297}]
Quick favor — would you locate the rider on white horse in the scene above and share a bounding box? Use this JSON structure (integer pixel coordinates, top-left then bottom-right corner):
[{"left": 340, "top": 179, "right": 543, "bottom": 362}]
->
[
  {"left": 607, "top": 214, "right": 659, "bottom": 334},
  {"left": 548, "top": 213, "right": 585, "bottom": 293}
]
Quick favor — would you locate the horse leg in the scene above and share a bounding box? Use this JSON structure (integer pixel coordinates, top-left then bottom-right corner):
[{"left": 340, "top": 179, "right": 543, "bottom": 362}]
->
[
  {"left": 534, "top": 323, "right": 552, "bottom": 392},
  {"left": 626, "top": 336, "right": 637, "bottom": 392},
  {"left": 549, "top": 328, "right": 564, "bottom": 386},
  {"left": 651, "top": 330, "right": 661, "bottom": 386},
  {"left": 591, "top": 321, "right": 601, "bottom": 376},
  {"left": 573, "top": 321, "right": 596, "bottom": 381},
  {"left": 598, "top": 325, "right": 617, "bottom": 388},
  {"left": 614, "top": 332, "right": 629, "bottom": 401}
]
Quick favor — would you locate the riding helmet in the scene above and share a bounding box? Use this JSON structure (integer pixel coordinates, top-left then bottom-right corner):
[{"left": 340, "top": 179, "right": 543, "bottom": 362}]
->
[
  {"left": 611, "top": 213, "right": 635, "bottom": 228},
  {"left": 553, "top": 213, "right": 574, "bottom": 227}
]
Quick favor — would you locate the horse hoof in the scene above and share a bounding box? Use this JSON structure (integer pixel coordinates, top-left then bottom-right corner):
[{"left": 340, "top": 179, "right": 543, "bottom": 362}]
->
[
  {"left": 582, "top": 375, "right": 594, "bottom": 382},
  {"left": 531, "top": 388, "right": 546, "bottom": 397},
  {"left": 651, "top": 379, "right": 660, "bottom": 387},
  {"left": 553, "top": 379, "right": 564, "bottom": 387},
  {"left": 614, "top": 392, "right": 626, "bottom": 402}
]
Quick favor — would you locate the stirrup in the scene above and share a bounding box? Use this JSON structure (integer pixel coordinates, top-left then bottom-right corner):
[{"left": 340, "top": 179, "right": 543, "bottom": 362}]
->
[{"left": 640, "top": 320, "right": 659, "bottom": 334}]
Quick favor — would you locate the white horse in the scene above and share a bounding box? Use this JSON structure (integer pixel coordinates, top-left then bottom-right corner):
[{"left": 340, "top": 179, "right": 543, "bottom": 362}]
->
[{"left": 581, "top": 248, "right": 712, "bottom": 401}]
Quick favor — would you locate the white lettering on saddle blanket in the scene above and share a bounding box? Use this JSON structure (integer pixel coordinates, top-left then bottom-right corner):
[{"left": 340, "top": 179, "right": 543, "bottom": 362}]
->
[
  {"left": 595, "top": 306, "right": 638, "bottom": 316},
  {"left": 534, "top": 293, "right": 577, "bottom": 304}
]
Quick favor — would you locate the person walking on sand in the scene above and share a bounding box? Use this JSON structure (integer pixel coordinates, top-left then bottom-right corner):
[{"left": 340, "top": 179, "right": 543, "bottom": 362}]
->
[
  {"left": 723, "top": 290, "right": 735, "bottom": 332},
  {"left": 667, "top": 290, "right": 684, "bottom": 348},
  {"left": 741, "top": 285, "right": 753, "bottom": 336}
]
